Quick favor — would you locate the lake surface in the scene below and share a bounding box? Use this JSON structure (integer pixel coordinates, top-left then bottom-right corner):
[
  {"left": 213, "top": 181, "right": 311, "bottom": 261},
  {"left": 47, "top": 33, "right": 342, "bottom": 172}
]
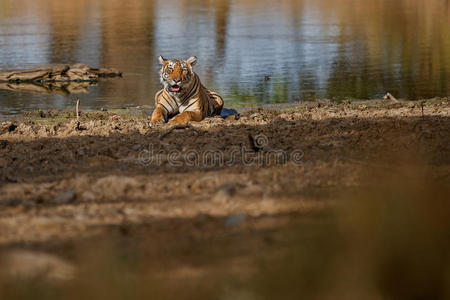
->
[{"left": 0, "top": 0, "right": 449, "bottom": 116}]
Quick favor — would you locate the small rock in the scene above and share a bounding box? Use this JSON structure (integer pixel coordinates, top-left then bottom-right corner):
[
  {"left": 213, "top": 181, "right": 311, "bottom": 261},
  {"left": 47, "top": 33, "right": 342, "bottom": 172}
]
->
[
  {"left": 212, "top": 181, "right": 245, "bottom": 203},
  {"left": 225, "top": 213, "right": 246, "bottom": 226},
  {"left": 220, "top": 108, "right": 239, "bottom": 118},
  {"left": 212, "top": 189, "right": 232, "bottom": 204},
  {"left": 8, "top": 124, "right": 17, "bottom": 132},
  {"left": 132, "top": 144, "right": 142, "bottom": 150},
  {"left": 54, "top": 190, "right": 76, "bottom": 204}
]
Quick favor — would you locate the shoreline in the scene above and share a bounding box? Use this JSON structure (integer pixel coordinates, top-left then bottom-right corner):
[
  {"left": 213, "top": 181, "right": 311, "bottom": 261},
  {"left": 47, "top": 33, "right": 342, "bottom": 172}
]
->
[{"left": 1, "top": 96, "right": 448, "bottom": 121}]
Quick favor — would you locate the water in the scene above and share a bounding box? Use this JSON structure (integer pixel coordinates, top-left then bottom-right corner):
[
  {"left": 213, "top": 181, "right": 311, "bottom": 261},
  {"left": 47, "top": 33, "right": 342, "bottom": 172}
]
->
[{"left": 0, "top": 0, "right": 449, "bottom": 116}]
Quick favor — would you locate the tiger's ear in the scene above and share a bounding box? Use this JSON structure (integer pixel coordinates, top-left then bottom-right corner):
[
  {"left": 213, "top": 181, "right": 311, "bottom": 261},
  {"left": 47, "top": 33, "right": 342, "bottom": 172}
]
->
[
  {"left": 186, "top": 56, "right": 197, "bottom": 67},
  {"left": 158, "top": 56, "right": 167, "bottom": 65}
]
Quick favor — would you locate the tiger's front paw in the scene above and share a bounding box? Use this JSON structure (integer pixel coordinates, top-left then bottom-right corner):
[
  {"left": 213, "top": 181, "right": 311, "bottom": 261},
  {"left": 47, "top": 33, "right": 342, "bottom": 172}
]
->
[
  {"left": 168, "top": 115, "right": 189, "bottom": 125},
  {"left": 168, "top": 119, "right": 187, "bottom": 125},
  {"left": 150, "top": 118, "right": 165, "bottom": 125}
]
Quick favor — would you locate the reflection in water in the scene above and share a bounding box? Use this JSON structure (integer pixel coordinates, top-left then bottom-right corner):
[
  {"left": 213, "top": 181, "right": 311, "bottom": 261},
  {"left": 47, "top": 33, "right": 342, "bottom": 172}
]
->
[
  {"left": 0, "top": 0, "right": 448, "bottom": 115},
  {"left": 0, "top": 81, "right": 97, "bottom": 96}
]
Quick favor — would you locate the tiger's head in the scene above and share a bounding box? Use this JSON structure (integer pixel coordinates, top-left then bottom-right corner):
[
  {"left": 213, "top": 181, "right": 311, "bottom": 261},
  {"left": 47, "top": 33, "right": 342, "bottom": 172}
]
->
[{"left": 158, "top": 56, "right": 197, "bottom": 95}]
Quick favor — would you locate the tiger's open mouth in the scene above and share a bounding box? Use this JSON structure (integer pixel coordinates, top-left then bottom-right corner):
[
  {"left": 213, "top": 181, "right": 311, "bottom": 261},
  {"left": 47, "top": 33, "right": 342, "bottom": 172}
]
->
[{"left": 169, "top": 84, "right": 181, "bottom": 93}]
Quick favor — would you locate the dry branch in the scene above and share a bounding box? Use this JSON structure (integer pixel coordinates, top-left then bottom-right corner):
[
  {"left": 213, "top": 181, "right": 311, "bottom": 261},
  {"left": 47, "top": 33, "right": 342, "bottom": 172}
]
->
[{"left": 75, "top": 98, "right": 86, "bottom": 131}]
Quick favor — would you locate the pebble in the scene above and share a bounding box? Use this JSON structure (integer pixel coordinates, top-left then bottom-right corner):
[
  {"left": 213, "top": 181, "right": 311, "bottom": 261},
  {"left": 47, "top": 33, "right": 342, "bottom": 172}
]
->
[
  {"left": 54, "top": 190, "right": 76, "bottom": 204},
  {"left": 225, "top": 213, "right": 246, "bottom": 226},
  {"left": 212, "top": 181, "right": 244, "bottom": 203},
  {"left": 8, "top": 124, "right": 17, "bottom": 132}
]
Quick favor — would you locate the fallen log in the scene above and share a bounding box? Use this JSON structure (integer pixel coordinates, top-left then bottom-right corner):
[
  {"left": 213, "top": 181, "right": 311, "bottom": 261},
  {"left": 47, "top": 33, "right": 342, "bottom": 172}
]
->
[{"left": 0, "top": 64, "right": 122, "bottom": 83}]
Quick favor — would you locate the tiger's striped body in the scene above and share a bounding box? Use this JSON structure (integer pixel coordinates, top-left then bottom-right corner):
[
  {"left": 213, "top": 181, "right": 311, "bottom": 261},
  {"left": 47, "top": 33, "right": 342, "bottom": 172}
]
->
[{"left": 151, "top": 56, "right": 224, "bottom": 125}]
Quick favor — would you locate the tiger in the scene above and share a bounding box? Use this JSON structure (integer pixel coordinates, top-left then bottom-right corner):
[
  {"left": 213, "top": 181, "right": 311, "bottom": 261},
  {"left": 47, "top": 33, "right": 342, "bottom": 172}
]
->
[{"left": 150, "top": 56, "right": 224, "bottom": 125}]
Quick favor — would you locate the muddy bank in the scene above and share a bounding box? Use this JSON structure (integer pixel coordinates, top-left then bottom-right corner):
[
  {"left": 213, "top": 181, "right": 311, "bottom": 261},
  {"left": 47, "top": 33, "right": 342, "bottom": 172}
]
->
[
  {"left": 0, "top": 100, "right": 449, "bottom": 299},
  {"left": 0, "top": 99, "right": 448, "bottom": 245}
]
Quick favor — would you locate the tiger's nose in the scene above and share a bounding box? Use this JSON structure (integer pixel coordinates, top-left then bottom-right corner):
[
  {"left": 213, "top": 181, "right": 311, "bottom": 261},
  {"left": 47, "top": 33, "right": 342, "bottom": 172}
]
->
[{"left": 173, "top": 78, "right": 181, "bottom": 83}]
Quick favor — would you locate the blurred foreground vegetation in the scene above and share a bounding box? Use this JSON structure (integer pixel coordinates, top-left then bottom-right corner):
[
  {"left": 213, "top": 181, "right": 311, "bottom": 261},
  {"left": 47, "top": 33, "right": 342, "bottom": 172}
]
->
[{"left": 1, "top": 160, "right": 448, "bottom": 299}]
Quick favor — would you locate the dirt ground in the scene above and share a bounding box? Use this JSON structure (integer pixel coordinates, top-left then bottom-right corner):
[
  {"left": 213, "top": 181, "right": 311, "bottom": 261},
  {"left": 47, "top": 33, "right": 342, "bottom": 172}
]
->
[
  {"left": 0, "top": 100, "right": 449, "bottom": 244},
  {"left": 0, "top": 99, "right": 449, "bottom": 298}
]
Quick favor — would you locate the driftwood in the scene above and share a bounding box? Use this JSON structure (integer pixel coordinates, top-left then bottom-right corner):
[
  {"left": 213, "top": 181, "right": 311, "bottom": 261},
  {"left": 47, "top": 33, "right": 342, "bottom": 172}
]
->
[
  {"left": 0, "top": 64, "right": 121, "bottom": 83},
  {"left": 0, "top": 64, "right": 121, "bottom": 95}
]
